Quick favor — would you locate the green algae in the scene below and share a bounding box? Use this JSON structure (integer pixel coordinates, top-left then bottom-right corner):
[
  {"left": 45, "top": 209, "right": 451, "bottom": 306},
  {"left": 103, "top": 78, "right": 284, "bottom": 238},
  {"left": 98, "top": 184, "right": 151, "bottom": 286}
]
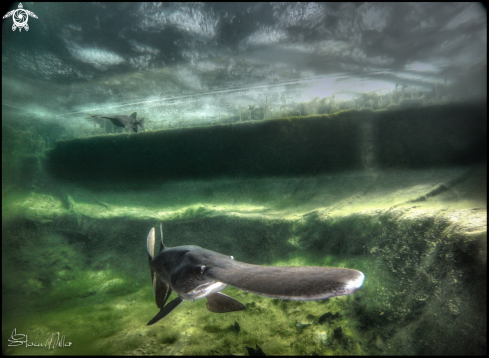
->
[
  {"left": 2, "top": 249, "right": 371, "bottom": 355},
  {"left": 2, "top": 207, "right": 485, "bottom": 355},
  {"left": 2, "top": 163, "right": 486, "bottom": 355}
]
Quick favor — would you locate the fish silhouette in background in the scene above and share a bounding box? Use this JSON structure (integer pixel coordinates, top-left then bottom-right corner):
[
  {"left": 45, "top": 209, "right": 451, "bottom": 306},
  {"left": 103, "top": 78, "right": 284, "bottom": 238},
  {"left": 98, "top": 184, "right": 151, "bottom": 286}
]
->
[
  {"left": 146, "top": 224, "right": 365, "bottom": 325},
  {"left": 91, "top": 112, "right": 145, "bottom": 133}
]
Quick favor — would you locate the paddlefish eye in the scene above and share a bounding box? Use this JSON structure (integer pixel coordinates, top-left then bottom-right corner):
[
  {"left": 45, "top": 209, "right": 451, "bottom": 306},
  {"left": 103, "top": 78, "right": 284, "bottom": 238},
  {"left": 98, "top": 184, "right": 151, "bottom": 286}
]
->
[{"left": 195, "top": 265, "right": 208, "bottom": 279}]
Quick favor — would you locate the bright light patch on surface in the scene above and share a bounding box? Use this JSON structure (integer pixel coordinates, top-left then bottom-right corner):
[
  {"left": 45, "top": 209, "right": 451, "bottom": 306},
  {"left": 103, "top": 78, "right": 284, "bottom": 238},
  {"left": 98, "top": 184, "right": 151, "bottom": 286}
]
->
[
  {"left": 301, "top": 76, "right": 396, "bottom": 102},
  {"left": 404, "top": 62, "right": 439, "bottom": 73},
  {"left": 66, "top": 43, "right": 125, "bottom": 70}
]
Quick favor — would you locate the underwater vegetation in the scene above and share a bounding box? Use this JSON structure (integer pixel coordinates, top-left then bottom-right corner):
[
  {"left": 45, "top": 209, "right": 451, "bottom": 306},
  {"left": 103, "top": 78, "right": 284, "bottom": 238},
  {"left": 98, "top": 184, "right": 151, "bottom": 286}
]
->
[
  {"left": 2, "top": 239, "right": 368, "bottom": 356},
  {"left": 2, "top": 102, "right": 486, "bottom": 355},
  {"left": 2, "top": 205, "right": 486, "bottom": 355}
]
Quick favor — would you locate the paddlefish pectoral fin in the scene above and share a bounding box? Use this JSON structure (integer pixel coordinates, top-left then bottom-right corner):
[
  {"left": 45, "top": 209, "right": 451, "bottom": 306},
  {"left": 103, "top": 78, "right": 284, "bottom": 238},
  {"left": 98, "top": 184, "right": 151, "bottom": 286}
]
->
[
  {"left": 207, "top": 263, "right": 365, "bottom": 301},
  {"left": 147, "top": 297, "right": 183, "bottom": 326},
  {"left": 205, "top": 292, "right": 246, "bottom": 313}
]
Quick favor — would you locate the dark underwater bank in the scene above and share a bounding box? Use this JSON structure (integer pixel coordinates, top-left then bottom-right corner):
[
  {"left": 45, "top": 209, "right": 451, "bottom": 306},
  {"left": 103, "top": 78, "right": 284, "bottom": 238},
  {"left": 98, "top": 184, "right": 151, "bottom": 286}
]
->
[{"left": 45, "top": 102, "right": 486, "bottom": 189}]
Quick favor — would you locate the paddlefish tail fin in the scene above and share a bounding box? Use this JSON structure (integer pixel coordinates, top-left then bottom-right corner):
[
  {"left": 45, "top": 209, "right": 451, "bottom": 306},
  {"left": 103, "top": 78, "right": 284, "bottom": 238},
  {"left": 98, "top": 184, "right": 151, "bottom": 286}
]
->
[{"left": 138, "top": 117, "right": 145, "bottom": 131}]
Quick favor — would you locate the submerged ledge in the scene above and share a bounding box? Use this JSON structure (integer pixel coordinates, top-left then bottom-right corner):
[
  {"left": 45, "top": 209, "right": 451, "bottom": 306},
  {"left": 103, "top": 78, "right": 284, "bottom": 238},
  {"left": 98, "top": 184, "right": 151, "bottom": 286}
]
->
[{"left": 45, "top": 102, "right": 486, "bottom": 189}]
